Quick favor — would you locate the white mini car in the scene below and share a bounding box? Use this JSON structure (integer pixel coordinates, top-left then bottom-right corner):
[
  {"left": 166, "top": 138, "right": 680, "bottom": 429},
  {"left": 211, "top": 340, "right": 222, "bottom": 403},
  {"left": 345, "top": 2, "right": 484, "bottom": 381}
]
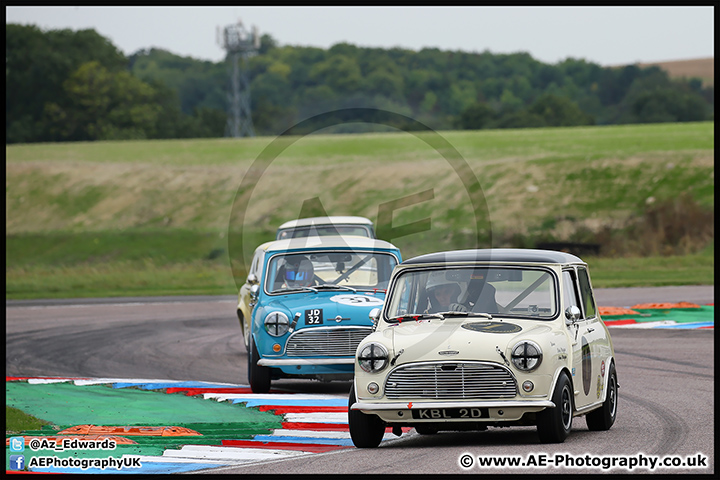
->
[{"left": 349, "top": 249, "right": 618, "bottom": 447}]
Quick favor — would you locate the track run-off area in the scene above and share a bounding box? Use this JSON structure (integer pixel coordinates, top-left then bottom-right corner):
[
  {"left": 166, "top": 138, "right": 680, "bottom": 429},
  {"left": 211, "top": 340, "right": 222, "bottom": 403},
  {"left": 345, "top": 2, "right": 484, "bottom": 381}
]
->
[{"left": 5, "top": 286, "right": 714, "bottom": 474}]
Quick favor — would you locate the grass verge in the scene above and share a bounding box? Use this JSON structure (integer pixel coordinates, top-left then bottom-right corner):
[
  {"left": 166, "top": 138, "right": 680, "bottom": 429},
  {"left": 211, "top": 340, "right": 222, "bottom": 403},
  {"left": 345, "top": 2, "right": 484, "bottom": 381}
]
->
[
  {"left": 5, "top": 234, "right": 714, "bottom": 299},
  {"left": 6, "top": 406, "right": 51, "bottom": 434}
]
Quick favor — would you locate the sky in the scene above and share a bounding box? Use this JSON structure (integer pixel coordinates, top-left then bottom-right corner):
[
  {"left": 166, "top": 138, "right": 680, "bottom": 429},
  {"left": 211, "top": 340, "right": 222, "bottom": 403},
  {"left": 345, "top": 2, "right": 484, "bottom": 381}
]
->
[{"left": 5, "top": 6, "right": 715, "bottom": 66}]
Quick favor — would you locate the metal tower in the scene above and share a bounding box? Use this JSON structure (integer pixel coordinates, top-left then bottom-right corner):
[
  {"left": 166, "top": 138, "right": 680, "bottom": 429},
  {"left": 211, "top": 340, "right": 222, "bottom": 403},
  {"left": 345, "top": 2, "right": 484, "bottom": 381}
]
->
[{"left": 218, "top": 20, "right": 259, "bottom": 137}]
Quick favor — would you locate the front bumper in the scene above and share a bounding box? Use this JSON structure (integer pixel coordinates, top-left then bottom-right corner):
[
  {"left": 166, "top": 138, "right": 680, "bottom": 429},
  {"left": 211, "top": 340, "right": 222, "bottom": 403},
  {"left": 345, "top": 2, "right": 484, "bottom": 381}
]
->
[
  {"left": 351, "top": 399, "right": 554, "bottom": 423},
  {"left": 258, "top": 357, "right": 355, "bottom": 366}
]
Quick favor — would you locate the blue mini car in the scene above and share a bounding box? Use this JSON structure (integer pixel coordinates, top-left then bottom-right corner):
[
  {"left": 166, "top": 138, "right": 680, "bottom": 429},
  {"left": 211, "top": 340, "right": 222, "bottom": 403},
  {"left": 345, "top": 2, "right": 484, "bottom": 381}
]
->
[{"left": 237, "top": 235, "right": 402, "bottom": 393}]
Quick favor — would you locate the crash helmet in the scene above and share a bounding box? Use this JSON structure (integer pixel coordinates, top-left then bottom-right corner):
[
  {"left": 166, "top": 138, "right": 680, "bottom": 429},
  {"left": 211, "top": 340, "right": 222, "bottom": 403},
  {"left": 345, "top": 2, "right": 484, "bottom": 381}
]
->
[
  {"left": 426, "top": 271, "right": 460, "bottom": 297},
  {"left": 283, "top": 255, "right": 314, "bottom": 287}
]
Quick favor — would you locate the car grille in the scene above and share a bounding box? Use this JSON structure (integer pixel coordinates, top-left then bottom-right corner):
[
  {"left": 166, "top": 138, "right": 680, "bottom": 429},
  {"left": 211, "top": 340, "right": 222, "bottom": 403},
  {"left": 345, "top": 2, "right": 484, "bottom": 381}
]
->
[
  {"left": 285, "top": 327, "right": 373, "bottom": 357},
  {"left": 384, "top": 362, "right": 517, "bottom": 399}
]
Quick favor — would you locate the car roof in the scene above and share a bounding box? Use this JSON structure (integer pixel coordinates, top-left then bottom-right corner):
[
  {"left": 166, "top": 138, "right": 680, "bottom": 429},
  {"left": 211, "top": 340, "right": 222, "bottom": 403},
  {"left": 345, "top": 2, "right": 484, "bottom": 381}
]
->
[
  {"left": 257, "top": 235, "right": 399, "bottom": 254},
  {"left": 402, "top": 248, "right": 584, "bottom": 265},
  {"left": 277, "top": 216, "right": 374, "bottom": 230}
]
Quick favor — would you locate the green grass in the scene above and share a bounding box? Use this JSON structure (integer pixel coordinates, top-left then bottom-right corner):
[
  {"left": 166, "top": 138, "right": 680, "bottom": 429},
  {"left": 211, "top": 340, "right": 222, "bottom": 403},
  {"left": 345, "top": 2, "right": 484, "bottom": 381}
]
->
[
  {"left": 5, "top": 122, "right": 714, "bottom": 299},
  {"left": 5, "top": 232, "right": 714, "bottom": 299},
  {"left": 5, "top": 406, "right": 51, "bottom": 434},
  {"left": 586, "top": 247, "right": 714, "bottom": 288},
  {"left": 7, "top": 122, "right": 713, "bottom": 166},
  {"left": 6, "top": 261, "right": 237, "bottom": 300},
  {"left": 5, "top": 230, "right": 232, "bottom": 267}
]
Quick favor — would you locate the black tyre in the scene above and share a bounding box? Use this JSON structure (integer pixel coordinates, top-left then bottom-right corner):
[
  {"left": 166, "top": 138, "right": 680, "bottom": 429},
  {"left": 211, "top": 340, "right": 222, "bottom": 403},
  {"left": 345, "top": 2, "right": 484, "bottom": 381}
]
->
[
  {"left": 248, "top": 338, "right": 271, "bottom": 393},
  {"left": 537, "top": 371, "right": 573, "bottom": 443},
  {"left": 348, "top": 385, "right": 386, "bottom": 448},
  {"left": 586, "top": 363, "right": 618, "bottom": 431}
]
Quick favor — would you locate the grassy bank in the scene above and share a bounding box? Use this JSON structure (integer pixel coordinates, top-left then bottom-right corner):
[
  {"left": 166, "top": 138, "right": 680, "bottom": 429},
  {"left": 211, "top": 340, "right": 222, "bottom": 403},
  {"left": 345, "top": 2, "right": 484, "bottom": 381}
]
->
[
  {"left": 6, "top": 122, "right": 714, "bottom": 299},
  {"left": 5, "top": 232, "right": 714, "bottom": 300},
  {"left": 6, "top": 406, "right": 50, "bottom": 434}
]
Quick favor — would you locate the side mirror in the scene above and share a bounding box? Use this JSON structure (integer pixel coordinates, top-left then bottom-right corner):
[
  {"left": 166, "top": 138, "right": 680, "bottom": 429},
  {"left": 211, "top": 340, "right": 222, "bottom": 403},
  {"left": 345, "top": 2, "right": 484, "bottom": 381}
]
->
[
  {"left": 250, "top": 284, "right": 260, "bottom": 300},
  {"left": 369, "top": 308, "right": 381, "bottom": 327},
  {"left": 564, "top": 305, "right": 581, "bottom": 325},
  {"left": 247, "top": 273, "right": 258, "bottom": 285}
]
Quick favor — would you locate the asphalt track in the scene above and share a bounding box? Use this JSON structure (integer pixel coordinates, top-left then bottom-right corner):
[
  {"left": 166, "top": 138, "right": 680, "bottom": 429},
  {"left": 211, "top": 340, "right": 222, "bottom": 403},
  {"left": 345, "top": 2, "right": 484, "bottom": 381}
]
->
[{"left": 5, "top": 286, "right": 715, "bottom": 474}]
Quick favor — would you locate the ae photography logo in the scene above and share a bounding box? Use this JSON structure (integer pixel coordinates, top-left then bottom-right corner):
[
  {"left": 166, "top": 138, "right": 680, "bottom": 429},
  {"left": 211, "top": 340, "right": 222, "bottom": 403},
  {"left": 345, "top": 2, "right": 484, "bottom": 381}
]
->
[
  {"left": 227, "top": 107, "right": 493, "bottom": 289},
  {"left": 7, "top": 435, "right": 141, "bottom": 472}
]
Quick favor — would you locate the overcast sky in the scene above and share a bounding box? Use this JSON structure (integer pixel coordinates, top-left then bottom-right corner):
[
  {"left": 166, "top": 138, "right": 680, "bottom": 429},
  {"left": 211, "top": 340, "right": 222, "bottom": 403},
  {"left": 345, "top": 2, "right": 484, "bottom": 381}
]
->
[{"left": 5, "top": 6, "right": 715, "bottom": 66}]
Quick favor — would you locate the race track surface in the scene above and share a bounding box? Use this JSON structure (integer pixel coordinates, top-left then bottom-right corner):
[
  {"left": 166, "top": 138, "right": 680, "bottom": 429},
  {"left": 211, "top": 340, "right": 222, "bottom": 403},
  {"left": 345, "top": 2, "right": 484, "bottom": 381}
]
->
[{"left": 5, "top": 287, "right": 714, "bottom": 474}]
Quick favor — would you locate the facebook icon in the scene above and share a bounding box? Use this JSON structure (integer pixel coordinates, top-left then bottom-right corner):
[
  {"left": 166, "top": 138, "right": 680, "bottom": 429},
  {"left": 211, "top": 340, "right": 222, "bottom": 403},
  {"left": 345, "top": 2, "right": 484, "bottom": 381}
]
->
[
  {"left": 10, "top": 455, "right": 25, "bottom": 471},
  {"left": 10, "top": 436, "right": 25, "bottom": 452}
]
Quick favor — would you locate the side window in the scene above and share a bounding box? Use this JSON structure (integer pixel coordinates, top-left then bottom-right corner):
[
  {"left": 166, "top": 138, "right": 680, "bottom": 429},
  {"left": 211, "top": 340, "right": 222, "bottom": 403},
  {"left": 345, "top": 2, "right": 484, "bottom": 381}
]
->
[
  {"left": 562, "top": 269, "right": 581, "bottom": 314},
  {"left": 250, "top": 251, "right": 263, "bottom": 277},
  {"left": 577, "top": 267, "right": 597, "bottom": 319}
]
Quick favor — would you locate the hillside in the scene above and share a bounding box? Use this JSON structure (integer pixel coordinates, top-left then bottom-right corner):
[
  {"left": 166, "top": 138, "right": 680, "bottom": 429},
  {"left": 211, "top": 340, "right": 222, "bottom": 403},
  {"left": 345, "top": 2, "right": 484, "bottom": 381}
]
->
[
  {"left": 6, "top": 122, "right": 713, "bottom": 258},
  {"left": 5, "top": 122, "right": 714, "bottom": 298},
  {"left": 639, "top": 57, "right": 714, "bottom": 86}
]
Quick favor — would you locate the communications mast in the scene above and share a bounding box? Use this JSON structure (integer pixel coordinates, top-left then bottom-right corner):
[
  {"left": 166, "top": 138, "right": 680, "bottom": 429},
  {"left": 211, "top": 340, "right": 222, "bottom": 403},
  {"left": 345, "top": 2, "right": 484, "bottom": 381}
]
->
[{"left": 218, "top": 20, "right": 259, "bottom": 137}]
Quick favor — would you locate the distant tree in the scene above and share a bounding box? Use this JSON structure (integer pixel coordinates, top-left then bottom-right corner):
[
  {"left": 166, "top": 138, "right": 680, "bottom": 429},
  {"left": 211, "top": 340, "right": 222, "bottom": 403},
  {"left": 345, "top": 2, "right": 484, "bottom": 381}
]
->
[
  {"left": 309, "top": 54, "right": 364, "bottom": 94},
  {"left": 6, "top": 24, "right": 714, "bottom": 143},
  {"left": 527, "top": 93, "right": 595, "bottom": 126},
  {"left": 630, "top": 88, "right": 708, "bottom": 123},
  {"left": 258, "top": 34, "right": 278, "bottom": 55},
  {"left": 457, "top": 102, "right": 495, "bottom": 129},
  {"left": 6, "top": 24, "right": 127, "bottom": 143},
  {"left": 615, "top": 72, "right": 709, "bottom": 124},
  {"left": 365, "top": 69, "right": 405, "bottom": 102},
  {"left": 44, "top": 61, "right": 162, "bottom": 141},
  {"left": 493, "top": 110, "right": 546, "bottom": 129}
]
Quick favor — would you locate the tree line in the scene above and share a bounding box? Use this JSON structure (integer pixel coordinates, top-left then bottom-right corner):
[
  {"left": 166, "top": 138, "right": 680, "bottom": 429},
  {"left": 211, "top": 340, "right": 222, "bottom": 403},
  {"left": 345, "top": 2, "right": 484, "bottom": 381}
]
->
[{"left": 6, "top": 24, "right": 714, "bottom": 143}]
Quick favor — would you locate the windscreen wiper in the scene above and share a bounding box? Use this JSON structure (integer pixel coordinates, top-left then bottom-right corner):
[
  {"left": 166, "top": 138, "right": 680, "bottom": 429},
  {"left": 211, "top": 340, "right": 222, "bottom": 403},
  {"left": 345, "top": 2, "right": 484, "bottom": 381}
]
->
[
  {"left": 436, "top": 311, "right": 493, "bottom": 319},
  {"left": 277, "top": 286, "right": 318, "bottom": 293},
  {"left": 313, "top": 284, "right": 357, "bottom": 293},
  {"left": 389, "top": 313, "right": 445, "bottom": 323}
]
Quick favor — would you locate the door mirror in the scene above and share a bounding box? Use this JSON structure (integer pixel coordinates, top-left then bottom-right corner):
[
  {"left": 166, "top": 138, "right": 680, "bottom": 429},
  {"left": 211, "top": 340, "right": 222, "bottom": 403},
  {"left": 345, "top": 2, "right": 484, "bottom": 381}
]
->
[
  {"left": 564, "top": 305, "right": 581, "bottom": 325},
  {"left": 247, "top": 273, "right": 258, "bottom": 285},
  {"left": 250, "top": 284, "right": 260, "bottom": 300},
  {"left": 369, "top": 308, "right": 381, "bottom": 327}
]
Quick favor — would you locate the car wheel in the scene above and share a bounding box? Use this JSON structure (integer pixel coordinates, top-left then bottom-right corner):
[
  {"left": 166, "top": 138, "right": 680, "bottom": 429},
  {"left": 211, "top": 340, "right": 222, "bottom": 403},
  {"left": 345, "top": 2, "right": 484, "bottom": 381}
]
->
[
  {"left": 537, "top": 371, "right": 573, "bottom": 443},
  {"left": 414, "top": 425, "right": 439, "bottom": 435},
  {"left": 348, "top": 384, "right": 386, "bottom": 448},
  {"left": 248, "top": 338, "right": 271, "bottom": 393},
  {"left": 586, "top": 362, "right": 618, "bottom": 431}
]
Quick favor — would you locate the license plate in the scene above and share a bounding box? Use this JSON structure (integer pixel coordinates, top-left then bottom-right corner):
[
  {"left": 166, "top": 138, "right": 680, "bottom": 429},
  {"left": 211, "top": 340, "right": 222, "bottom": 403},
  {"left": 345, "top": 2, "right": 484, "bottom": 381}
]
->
[{"left": 411, "top": 407, "right": 488, "bottom": 420}]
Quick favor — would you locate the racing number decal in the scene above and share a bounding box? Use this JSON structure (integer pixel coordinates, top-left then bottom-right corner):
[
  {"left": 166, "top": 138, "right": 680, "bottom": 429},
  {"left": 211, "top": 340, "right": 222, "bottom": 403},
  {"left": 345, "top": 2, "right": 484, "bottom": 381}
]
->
[
  {"left": 581, "top": 336, "right": 592, "bottom": 396},
  {"left": 305, "top": 309, "right": 323, "bottom": 325},
  {"left": 329, "top": 294, "right": 384, "bottom": 307}
]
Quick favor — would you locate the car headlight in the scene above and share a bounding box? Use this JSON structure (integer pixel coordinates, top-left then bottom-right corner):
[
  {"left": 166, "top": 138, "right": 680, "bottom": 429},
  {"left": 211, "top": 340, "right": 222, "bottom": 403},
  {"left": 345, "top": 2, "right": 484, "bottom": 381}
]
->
[
  {"left": 357, "top": 343, "right": 389, "bottom": 373},
  {"left": 264, "top": 311, "right": 289, "bottom": 336},
  {"left": 511, "top": 340, "right": 543, "bottom": 372}
]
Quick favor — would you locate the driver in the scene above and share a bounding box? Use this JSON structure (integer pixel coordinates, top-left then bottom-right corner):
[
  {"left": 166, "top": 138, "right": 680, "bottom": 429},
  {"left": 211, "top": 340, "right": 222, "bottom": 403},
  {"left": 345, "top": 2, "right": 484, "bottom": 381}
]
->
[
  {"left": 280, "top": 255, "right": 315, "bottom": 288},
  {"left": 425, "top": 271, "right": 467, "bottom": 313}
]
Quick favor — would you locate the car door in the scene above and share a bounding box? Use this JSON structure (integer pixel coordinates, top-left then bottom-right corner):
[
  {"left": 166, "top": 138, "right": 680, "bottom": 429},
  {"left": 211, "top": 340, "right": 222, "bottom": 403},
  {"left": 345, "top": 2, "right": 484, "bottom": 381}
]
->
[
  {"left": 564, "top": 267, "right": 603, "bottom": 410},
  {"left": 576, "top": 266, "right": 613, "bottom": 404},
  {"left": 239, "top": 248, "right": 265, "bottom": 348}
]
